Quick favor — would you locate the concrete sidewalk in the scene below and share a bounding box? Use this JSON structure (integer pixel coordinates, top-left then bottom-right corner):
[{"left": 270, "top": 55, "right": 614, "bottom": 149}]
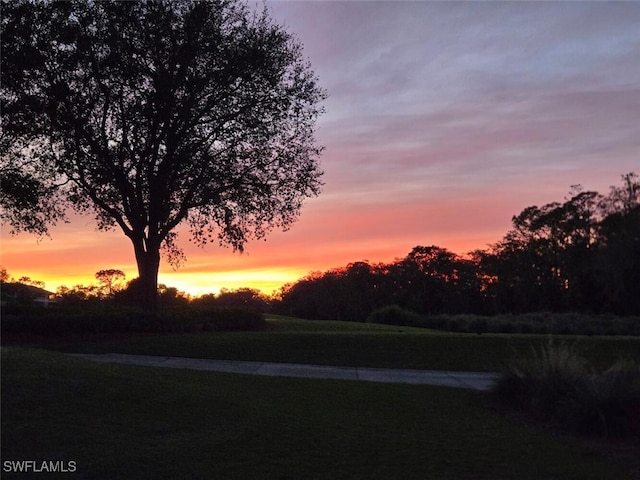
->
[{"left": 70, "top": 353, "right": 498, "bottom": 391}]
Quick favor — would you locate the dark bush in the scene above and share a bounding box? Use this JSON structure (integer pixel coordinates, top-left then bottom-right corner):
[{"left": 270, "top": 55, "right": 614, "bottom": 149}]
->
[
  {"left": 363, "top": 310, "right": 640, "bottom": 336},
  {"left": 1, "top": 304, "right": 265, "bottom": 338},
  {"left": 490, "top": 341, "right": 640, "bottom": 438}
]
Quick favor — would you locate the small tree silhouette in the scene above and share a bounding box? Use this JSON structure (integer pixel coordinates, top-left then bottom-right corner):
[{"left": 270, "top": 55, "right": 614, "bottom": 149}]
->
[{"left": 95, "top": 269, "right": 126, "bottom": 297}]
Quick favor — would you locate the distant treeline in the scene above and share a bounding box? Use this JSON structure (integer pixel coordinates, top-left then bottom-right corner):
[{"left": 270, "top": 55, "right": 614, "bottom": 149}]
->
[{"left": 275, "top": 173, "right": 640, "bottom": 320}]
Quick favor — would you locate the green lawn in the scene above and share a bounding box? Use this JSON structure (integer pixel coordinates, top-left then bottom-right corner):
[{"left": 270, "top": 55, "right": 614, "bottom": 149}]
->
[
  {"left": 1, "top": 347, "right": 635, "bottom": 479},
  {"left": 44, "top": 316, "right": 640, "bottom": 372}
]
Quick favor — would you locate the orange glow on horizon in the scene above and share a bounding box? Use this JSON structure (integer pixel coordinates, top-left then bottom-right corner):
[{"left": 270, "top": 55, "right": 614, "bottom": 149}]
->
[
  {"left": 0, "top": 234, "right": 492, "bottom": 297},
  {"left": 2, "top": 2, "right": 637, "bottom": 303},
  {"left": 0, "top": 192, "right": 512, "bottom": 297}
]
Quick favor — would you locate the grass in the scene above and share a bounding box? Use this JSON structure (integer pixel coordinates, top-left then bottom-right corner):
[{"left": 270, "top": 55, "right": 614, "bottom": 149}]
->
[
  {"left": 36, "top": 316, "right": 640, "bottom": 372},
  {"left": 2, "top": 347, "right": 636, "bottom": 480}
]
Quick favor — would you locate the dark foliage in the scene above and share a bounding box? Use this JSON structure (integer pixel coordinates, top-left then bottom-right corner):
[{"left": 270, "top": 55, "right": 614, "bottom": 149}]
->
[
  {"left": 275, "top": 173, "right": 640, "bottom": 322},
  {"left": 490, "top": 341, "right": 640, "bottom": 439},
  {"left": 1, "top": 303, "right": 265, "bottom": 338},
  {"left": 1, "top": 0, "right": 325, "bottom": 311},
  {"left": 193, "top": 287, "right": 270, "bottom": 311}
]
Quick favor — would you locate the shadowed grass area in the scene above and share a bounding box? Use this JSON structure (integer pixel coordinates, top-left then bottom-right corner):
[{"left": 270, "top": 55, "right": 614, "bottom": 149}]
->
[
  {"left": 41, "top": 317, "right": 640, "bottom": 372},
  {"left": 1, "top": 347, "right": 635, "bottom": 479}
]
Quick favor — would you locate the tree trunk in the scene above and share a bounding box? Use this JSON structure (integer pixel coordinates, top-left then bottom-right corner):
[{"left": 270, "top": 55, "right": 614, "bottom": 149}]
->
[{"left": 132, "top": 239, "right": 161, "bottom": 312}]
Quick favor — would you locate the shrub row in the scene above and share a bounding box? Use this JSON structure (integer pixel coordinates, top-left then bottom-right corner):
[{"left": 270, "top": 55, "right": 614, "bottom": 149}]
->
[
  {"left": 366, "top": 306, "right": 640, "bottom": 336},
  {"left": 0, "top": 304, "right": 265, "bottom": 337},
  {"left": 490, "top": 341, "right": 640, "bottom": 438}
]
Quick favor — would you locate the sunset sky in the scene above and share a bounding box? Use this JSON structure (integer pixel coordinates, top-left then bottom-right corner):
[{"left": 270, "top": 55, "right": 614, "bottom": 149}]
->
[{"left": 1, "top": 1, "right": 639, "bottom": 296}]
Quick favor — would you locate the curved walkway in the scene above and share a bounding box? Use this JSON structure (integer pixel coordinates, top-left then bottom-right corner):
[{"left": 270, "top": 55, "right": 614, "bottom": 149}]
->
[{"left": 70, "top": 353, "right": 498, "bottom": 391}]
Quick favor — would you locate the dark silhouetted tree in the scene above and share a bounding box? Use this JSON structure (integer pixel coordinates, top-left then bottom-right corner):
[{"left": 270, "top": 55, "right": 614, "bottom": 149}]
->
[
  {"left": 56, "top": 284, "right": 101, "bottom": 306},
  {"left": 17, "top": 276, "right": 45, "bottom": 289},
  {"left": 1, "top": 1, "right": 325, "bottom": 311},
  {"left": 594, "top": 173, "right": 640, "bottom": 314},
  {"left": 483, "top": 200, "right": 579, "bottom": 313},
  {"left": 276, "top": 174, "right": 640, "bottom": 319},
  {"left": 95, "top": 269, "right": 126, "bottom": 297},
  {"left": 158, "top": 284, "right": 190, "bottom": 306},
  {"left": 0, "top": 132, "right": 67, "bottom": 236},
  {"left": 203, "top": 287, "right": 269, "bottom": 311},
  {"left": 400, "top": 246, "right": 478, "bottom": 314},
  {"left": 599, "top": 172, "right": 640, "bottom": 215},
  {"left": 478, "top": 177, "right": 638, "bottom": 314}
]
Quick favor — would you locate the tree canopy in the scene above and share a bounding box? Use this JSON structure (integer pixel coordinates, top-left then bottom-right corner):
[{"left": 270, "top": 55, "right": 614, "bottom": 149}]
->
[
  {"left": 1, "top": 0, "right": 326, "bottom": 310},
  {"left": 95, "top": 269, "right": 126, "bottom": 297},
  {"left": 277, "top": 173, "right": 640, "bottom": 320}
]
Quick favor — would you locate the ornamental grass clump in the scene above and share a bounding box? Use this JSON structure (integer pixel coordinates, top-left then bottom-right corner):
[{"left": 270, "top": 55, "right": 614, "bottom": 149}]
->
[{"left": 491, "top": 340, "right": 640, "bottom": 438}]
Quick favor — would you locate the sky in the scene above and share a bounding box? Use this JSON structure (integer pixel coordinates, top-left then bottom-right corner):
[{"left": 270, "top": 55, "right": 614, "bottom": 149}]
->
[{"left": 1, "top": 0, "right": 639, "bottom": 296}]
